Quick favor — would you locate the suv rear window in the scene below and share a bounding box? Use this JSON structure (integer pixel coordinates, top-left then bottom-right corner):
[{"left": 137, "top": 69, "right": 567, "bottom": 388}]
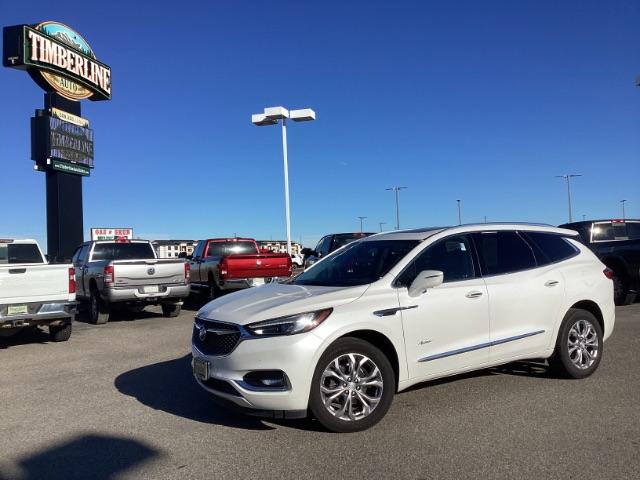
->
[
  {"left": 591, "top": 221, "right": 640, "bottom": 242},
  {"left": 523, "top": 232, "right": 578, "bottom": 265},
  {"left": 0, "top": 243, "right": 44, "bottom": 264},
  {"left": 91, "top": 242, "right": 155, "bottom": 261}
]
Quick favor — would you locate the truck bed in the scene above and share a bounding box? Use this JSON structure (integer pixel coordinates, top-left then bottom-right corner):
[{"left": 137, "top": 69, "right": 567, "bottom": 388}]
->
[{"left": 221, "top": 253, "right": 292, "bottom": 279}]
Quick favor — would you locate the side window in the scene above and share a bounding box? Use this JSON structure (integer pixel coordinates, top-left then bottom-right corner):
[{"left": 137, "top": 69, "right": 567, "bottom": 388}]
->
[
  {"left": 398, "top": 235, "right": 475, "bottom": 285},
  {"left": 523, "top": 232, "right": 579, "bottom": 265},
  {"left": 473, "top": 231, "right": 536, "bottom": 275},
  {"left": 73, "top": 245, "right": 89, "bottom": 265}
]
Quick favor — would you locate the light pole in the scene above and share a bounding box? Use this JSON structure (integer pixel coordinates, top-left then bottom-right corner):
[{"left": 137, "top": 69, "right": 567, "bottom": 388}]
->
[
  {"left": 379, "top": 222, "right": 386, "bottom": 232},
  {"left": 621, "top": 199, "right": 627, "bottom": 220},
  {"left": 386, "top": 186, "right": 407, "bottom": 230},
  {"left": 456, "top": 199, "right": 462, "bottom": 225},
  {"left": 252, "top": 106, "right": 316, "bottom": 255},
  {"left": 555, "top": 174, "right": 582, "bottom": 223},
  {"left": 357, "top": 216, "right": 367, "bottom": 232}
]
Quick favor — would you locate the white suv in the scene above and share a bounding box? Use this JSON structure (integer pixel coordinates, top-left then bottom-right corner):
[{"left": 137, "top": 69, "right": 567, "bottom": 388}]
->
[{"left": 191, "top": 224, "right": 615, "bottom": 432}]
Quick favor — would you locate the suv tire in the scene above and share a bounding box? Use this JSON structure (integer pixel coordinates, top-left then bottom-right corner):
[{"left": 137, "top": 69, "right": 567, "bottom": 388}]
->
[
  {"left": 309, "top": 337, "right": 395, "bottom": 433},
  {"left": 49, "top": 322, "right": 72, "bottom": 342},
  {"left": 549, "top": 308, "right": 603, "bottom": 379},
  {"left": 90, "top": 289, "right": 110, "bottom": 325},
  {"left": 612, "top": 273, "right": 634, "bottom": 306}
]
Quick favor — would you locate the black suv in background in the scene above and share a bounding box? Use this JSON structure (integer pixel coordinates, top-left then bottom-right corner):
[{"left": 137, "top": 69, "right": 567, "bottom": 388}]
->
[
  {"left": 302, "top": 232, "right": 375, "bottom": 268},
  {"left": 560, "top": 219, "right": 640, "bottom": 305}
]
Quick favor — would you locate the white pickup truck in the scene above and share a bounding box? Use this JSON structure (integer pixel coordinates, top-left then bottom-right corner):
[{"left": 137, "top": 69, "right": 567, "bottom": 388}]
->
[{"left": 0, "top": 239, "right": 76, "bottom": 342}]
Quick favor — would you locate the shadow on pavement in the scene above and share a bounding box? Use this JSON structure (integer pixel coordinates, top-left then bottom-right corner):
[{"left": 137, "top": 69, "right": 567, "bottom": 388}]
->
[
  {"left": 0, "top": 434, "right": 158, "bottom": 480},
  {"left": 0, "top": 328, "right": 51, "bottom": 349},
  {"left": 114, "top": 354, "right": 277, "bottom": 431}
]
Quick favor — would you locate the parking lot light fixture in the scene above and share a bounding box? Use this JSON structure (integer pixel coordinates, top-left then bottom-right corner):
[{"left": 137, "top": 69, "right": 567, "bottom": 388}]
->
[
  {"left": 386, "top": 186, "right": 407, "bottom": 230},
  {"left": 555, "top": 174, "right": 582, "bottom": 223},
  {"left": 252, "top": 106, "right": 316, "bottom": 255},
  {"left": 456, "top": 199, "right": 462, "bottom": 225},
  {"left": 358, "top": 216, "right": 368, "bottom": 232},
  {"left": 620, "top": 200, "right": 627, "bottom": 220},
  {"left": 379, "top": 222, "right": 386, "bottom": 232}
]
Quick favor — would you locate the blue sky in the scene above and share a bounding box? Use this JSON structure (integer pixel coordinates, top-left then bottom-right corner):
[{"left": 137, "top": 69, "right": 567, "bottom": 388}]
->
[{"left": 1, "top": 0, "right": 638, "bottom": 250}]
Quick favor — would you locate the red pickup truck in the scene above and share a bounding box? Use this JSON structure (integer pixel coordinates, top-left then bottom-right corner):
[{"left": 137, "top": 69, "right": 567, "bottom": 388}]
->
[{"left": 188, "top": 238, "right": 292, "bottom": 299}]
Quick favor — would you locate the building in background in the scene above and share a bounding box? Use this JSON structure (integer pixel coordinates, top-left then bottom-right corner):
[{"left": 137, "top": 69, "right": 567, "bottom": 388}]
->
[
  {"left": 257, "top": 240, "right": 302, "bottom": 256},
  {"left": 152, "top": 240, "right": 197, "bottom": 258}
]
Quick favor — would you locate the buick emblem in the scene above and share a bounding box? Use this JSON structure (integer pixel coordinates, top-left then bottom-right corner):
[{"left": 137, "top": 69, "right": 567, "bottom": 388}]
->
[
  {"left": 147, "top": 267, "right": 155, "bottom": 275},
  {"left": 198, "top": 324, "right": 207, "bottom": 341}
]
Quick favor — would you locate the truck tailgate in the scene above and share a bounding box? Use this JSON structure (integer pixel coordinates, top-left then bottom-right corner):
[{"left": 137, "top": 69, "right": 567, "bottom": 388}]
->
[
  {"left": 112, "top": 259, "right": 186, "bottom": 287},
  {"left": 0, "top": 264, "right": 71, "bottom": 304},
  {"left": 222, "top": 254, "right": 291, "bottom": 279}
]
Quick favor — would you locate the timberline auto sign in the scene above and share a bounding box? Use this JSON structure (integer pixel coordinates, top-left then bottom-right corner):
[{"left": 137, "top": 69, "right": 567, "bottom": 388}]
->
[{"left": 3, "top": 21, "right": 111, "bottom": 101}]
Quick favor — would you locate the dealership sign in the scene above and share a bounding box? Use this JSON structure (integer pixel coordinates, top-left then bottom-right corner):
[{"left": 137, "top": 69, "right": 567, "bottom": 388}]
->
[
  {"left": 90, "top": 228, "right": 134, "bottom": 241},
  {"left": 3, "top": 21, "right": 111, "bottom": 101},
  {"left": 31, "top": 115, "right": 94, "bottom": 174}
]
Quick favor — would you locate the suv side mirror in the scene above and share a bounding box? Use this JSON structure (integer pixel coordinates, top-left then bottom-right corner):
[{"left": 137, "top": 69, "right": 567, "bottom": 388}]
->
[{"left": 408, "top": 270, "right": 443, "bottom": 297}]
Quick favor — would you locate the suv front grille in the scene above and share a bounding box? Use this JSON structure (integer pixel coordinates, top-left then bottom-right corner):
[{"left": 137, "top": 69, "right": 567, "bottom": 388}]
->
[{"left": 192, "top": 318, "right": 241, "bottom": 356}]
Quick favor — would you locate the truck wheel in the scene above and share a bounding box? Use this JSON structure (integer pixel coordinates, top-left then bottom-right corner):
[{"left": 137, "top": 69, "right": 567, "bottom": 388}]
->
[
  {"left": 162, "top": 303, "right": 181, "bottom": 317},
  {"left": 90, "top": 289, "right": 110, "bottom": 324},
  {"left": 309, "top": 337, "right": 395, "bottom": 433},
  {"left": 548, "top": 308, "right": 603, "bottom": 379},
  {"left": 612, "top": 274, "right": 633, "bottom": 306},
  {"left": 49, "top": 322, "right": 72, "bottom": 342},
  {"left": 208, "top": 279, "right": 220, "bottom": 301}
]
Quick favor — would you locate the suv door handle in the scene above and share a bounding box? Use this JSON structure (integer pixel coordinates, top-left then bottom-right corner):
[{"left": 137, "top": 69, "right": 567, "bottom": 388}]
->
[
  {"left": 544, "top": 280, "right": 559, "bottom": 287},
  {"left": 465, "top": 291, "right": 483, "bottom": 298}
]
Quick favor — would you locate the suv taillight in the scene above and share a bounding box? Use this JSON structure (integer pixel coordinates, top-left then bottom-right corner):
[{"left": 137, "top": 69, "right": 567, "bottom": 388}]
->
[
  {"left": 184, "top": 262, "right": 190, "bottom": 282},
  {"left": 104, "top": 265, "right": 115, "bottom": 284},
  {"left": 603, "top": 268, "right": 614, "bottom": 279},
  {"left": 68, "top": 267, "right": 76, "bottom": 294}
]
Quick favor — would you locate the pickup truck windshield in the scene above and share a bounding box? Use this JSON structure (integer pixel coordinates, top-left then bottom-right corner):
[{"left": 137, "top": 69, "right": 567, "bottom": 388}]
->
[
  {"left": 294, "top": 240, "right": 419, "bottom": 287},
  {"left": 91, "top": 242, "right": 156, "bottom": 261},
  {"left": 0, "top": 243, "right": 44, "bottom": 264}
]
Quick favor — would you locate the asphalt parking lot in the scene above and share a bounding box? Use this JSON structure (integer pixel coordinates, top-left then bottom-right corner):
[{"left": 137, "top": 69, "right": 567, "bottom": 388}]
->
[{"left": 1, "top": 302, "right": 639, "bottom": 480}]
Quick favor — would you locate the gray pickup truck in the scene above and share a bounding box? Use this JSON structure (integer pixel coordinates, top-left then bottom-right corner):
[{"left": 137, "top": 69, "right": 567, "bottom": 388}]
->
[{"left": 72, "top": 240, "right": 190, "bottom": 324}]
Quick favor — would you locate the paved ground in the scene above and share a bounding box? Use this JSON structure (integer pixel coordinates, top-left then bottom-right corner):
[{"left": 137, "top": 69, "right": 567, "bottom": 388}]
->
[{"left": 1, "top": 301, "right": 639, "bottom": 480}]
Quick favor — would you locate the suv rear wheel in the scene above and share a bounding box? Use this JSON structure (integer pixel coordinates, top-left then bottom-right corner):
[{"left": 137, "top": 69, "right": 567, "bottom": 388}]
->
[
  {"left": 549, "top": 308, "right": 603, "bottom": 379},
  {"left": 309, "top": 337, "right": 395, "bottom": 433}
]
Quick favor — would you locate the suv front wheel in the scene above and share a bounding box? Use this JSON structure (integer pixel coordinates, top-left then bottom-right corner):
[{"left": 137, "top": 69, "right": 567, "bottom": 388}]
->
[{"left": 309, "top": 337, "right": 395, "bottom": 433}]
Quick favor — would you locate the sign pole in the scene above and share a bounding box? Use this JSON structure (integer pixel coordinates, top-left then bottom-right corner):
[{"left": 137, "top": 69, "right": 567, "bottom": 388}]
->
[{"left": 44, "top": 92, "right": 84, "bottom": 263}]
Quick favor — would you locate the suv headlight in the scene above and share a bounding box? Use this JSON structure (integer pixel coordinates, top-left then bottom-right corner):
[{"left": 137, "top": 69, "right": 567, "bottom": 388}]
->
[{"left": 245, "top": 308, "right": 333, "bottom": 336}]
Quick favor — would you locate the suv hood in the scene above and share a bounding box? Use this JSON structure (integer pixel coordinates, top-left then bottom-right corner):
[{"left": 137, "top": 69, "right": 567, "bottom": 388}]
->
[{"left": 197, "top": 283, "right": 368, "bottom": 325}]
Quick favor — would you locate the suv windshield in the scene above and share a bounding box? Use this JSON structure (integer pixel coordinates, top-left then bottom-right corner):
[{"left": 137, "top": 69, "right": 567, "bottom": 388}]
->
[
  {"left": 92, "top": 242, "right": 156, "bottom": 260},
  {"left": 294, "top": 240, "right": 419, "bottom": 287}
]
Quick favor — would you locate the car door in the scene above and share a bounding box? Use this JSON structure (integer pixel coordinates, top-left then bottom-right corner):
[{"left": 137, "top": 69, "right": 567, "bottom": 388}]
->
[
  {"left": 189, "top": 241, "right": 206, "bottom": 283},
  {"left": 471, "top": 231, "right": 566, "bottom": 363},
  {"left": 72, "top": 244, "right": 90, "bottom": 298},
  {"left": 397, "top": 234, "right": 491, "bottom": 380}
]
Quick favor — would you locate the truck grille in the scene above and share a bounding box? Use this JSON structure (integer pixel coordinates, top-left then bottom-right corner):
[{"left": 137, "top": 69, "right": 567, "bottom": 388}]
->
[{"left": 192, "top": 318, "right": 241, "bottom": 356}]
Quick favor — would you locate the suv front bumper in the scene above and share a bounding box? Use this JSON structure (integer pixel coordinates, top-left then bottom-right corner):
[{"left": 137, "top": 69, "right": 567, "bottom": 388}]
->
[{"left": 192, "top": 329, "right": 323, "bottom": 413}]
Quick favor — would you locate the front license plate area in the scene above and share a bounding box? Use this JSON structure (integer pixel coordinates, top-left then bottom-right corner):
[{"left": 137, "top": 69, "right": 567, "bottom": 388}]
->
[
  {"left": 143, "top": 285, "right": 159, "bottom": 294},
  {"left": 193, "top": 357, "right": 210, "bottom": 380},
  {"left": 8, "top": 305, "right": 28, "bottom": 315}
]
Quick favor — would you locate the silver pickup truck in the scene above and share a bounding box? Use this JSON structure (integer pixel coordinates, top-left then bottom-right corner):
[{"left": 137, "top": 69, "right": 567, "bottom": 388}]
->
[{"left": 72, "top": 240, "right": 190, "bottom": 324}]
